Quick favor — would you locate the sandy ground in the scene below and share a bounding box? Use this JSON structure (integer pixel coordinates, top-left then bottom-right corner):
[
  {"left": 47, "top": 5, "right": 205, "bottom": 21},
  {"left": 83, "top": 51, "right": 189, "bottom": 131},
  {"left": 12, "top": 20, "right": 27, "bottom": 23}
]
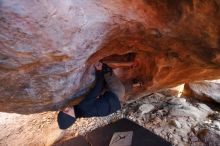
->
[
  {"left": 0, "top": 112, "right": 62, "bottom": 146},
  {"left": 0, "top": 92, "right": 220, "bottom": 146}
]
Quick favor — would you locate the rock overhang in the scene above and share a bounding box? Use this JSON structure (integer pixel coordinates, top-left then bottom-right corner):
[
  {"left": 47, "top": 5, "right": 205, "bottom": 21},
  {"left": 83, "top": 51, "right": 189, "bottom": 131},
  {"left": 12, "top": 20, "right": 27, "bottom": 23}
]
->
[{"left": 1, "top": 0, "right": 220, "bottom": 114}]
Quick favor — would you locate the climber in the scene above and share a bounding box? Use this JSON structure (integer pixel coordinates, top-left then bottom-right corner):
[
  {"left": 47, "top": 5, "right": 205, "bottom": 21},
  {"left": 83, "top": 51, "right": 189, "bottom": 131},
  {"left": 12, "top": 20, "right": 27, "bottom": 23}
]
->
[{"left": 57, "top": 62, "right": 125, "bottom": 129}]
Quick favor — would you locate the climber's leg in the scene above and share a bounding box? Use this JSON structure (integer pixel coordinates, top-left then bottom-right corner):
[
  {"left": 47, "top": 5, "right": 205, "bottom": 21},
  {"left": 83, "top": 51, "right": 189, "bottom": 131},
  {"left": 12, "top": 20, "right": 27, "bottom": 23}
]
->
[{"left": 104, "top": 72, "right": 125, "bottom": 102}]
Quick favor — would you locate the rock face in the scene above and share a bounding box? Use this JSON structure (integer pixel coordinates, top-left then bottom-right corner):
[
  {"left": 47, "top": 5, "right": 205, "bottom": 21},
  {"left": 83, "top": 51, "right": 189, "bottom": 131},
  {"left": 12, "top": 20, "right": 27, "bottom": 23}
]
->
[
  {"left": 183, "top": 80, "right": 220, "bottom": 103},
  {"left": 1, "top": 0, "right": 220, "bottom": 113}
]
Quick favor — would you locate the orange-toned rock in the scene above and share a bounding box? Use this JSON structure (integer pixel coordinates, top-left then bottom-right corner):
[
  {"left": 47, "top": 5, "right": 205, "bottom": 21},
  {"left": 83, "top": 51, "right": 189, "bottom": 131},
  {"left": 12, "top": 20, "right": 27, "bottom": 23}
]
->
[{"left": 1, "top": 0, "right": 220, "bottom": 113}]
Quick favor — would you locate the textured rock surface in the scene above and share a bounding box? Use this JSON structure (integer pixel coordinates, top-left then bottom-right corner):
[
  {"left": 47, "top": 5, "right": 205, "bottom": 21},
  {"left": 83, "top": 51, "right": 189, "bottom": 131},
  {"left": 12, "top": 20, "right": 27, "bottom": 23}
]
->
[
  {"left": 197, "top": 129, "right": 220, "bottom": 146},
  {"left": 1, "top": 0, "right": 220, "bottom": 113},
  {"left": 183, "top": 80, "right": 220, "bottom": 103},
  {"left": 1, "top": 93, "right": 220, "bottom": 146}
]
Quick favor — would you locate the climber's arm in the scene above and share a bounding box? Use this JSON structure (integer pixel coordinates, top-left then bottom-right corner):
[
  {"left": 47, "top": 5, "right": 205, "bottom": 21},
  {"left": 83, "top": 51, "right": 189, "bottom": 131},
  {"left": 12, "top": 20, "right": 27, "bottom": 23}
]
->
[
  {"left": 61, "top": 62, "right": 104, "bottom": 109},
  {"left": 85, "top": 71, "right": 104, "bottom": 100}
]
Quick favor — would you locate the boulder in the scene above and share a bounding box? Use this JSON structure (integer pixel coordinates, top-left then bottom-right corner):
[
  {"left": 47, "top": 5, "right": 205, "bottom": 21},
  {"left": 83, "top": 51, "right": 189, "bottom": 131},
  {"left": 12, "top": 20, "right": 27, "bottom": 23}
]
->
[
  {"left": 168, "top": 98, "right": 213, "bottom": 121},
  {"left": 183, "top": 80, "right": 220, "bottom": 103},
  {"left": 1, "top": 0, "right": 220, "bottom": 113}
]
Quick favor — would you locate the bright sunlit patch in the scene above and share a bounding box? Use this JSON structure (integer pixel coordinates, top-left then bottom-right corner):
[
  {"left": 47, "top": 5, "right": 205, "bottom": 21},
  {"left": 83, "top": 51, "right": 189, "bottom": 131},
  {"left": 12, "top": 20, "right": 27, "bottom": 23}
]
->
[{"left": 170, "top": 84, "right": 185, "bottom": 97}]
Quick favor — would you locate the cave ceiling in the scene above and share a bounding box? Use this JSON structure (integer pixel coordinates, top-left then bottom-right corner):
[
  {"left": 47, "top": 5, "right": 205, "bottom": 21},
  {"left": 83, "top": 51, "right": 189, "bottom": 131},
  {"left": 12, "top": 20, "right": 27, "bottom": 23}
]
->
[{"left": 1, "top": 0, "right": 220, "bottom": 113}]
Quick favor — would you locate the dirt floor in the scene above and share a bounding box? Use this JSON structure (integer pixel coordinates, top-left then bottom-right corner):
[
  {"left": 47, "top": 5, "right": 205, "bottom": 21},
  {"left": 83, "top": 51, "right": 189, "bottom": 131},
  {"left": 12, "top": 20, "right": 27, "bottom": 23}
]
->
[{"left": 0, "top": 92, "right": 220, "bottom": 146}]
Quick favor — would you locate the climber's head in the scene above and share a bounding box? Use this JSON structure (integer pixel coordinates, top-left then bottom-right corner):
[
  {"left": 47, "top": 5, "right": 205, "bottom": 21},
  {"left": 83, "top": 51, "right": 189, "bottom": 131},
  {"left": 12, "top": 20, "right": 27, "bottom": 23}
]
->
[{"left": 57, "top": 107, "right": 76, "bottom": 129}]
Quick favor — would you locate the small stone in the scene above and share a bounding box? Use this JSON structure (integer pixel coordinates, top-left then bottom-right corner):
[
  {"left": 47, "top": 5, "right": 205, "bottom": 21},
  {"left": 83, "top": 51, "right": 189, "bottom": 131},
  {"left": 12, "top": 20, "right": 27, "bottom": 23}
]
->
[
  {"left": 167, "top": 133, "right": 173, "bottom": 139},
  {"left": 154, "top": 93, "right": 165, "bottom": 98},
  {"left": 181, "top": 137, "right": 188, "bottom": 142},
  {"left": 139, "top": 103, "right": 154, "bottom": 115},
  {"left": 213, "top": 120, "right": 220, "bottom": 130},
  {"left": 172, "top": 138, "right": 178, "bottom": 145},
  {"left": 192, "top": 142, "right": 206, "bottom": 146},
  {"left": 168, "top": 98, "right": 186, "bottom": 105},
  {"left": 192, "top": 126, "right": 199, "bottom": 133},
  {"left": 150, "top": 114, "right": 156, "bottom": 119},
  {"left": 153, "top": 128, "right": 162, "bottom": 135},
  {"left": 178, "top": 142, "right": 185, "bottom": 146},
  {"left": 46, "top": 121, "right": 51, "bottom": 124},
  {"left": 32, "top": 120, "right": 37, "bottom": 123},
  {"left": 156, "top": 110, "right": 164, "bottom": 117},
  {"left": 169, "top": 120, "right": 181, "bottom": 128},
  {"left": 152, "top": 117, "right": 162, "bottom": 125},
  {"left": 190, "top": 136, "right": 198, "bottom": 142}
]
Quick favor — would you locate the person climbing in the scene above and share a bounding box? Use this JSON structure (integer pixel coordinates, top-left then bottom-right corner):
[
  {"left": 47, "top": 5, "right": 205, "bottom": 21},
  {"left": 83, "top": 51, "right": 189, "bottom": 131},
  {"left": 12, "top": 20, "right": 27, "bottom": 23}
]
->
[{"left": 57, "top": 62, "right": 125, "bottom": 129}]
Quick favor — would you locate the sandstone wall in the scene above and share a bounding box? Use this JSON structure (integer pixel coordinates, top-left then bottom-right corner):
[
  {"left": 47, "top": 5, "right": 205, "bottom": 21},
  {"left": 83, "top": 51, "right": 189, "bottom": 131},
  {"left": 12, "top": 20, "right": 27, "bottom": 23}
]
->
[{"left": 1, "top": 0, "right": 220, "bottom": 113}]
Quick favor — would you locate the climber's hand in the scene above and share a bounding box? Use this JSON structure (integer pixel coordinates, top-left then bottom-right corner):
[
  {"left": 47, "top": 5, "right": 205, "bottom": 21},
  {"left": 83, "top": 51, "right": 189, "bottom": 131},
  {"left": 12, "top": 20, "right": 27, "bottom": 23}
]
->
[{"left": 95, "top": 62, "right": 103, "bottom": 71}]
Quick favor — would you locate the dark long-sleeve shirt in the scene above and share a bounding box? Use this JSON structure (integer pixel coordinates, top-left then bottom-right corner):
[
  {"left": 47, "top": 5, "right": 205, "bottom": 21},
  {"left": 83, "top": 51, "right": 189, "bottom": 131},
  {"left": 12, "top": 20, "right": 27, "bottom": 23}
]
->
[{"left": 74, "top": 71, "right": 121, "bottom": 118}]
